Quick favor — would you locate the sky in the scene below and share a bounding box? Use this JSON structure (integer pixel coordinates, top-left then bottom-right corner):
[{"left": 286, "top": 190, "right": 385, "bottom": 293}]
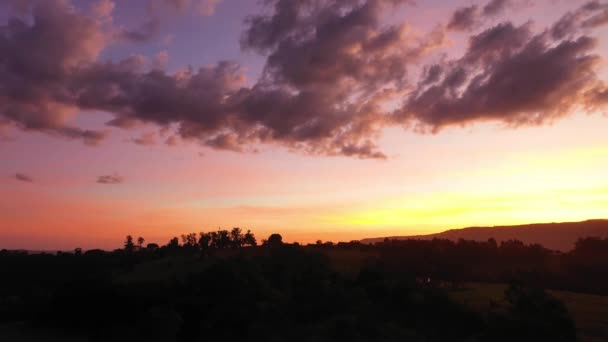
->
[{"left": 1, "top": 0, "right": 608, "bottom": 250}]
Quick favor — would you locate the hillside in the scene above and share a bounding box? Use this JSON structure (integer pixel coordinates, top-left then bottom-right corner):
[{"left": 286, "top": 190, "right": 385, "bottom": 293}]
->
[{"left": 359, "top": 219, "right": 608, "bottom": 251}]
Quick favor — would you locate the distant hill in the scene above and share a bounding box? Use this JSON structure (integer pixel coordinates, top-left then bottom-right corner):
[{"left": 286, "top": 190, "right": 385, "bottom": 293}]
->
[{"left": 359, "top": 219, "right": 608, "bottom": 252}]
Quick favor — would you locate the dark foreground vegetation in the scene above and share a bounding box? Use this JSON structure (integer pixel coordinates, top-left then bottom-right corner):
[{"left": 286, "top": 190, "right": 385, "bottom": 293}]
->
[{"left": 2, "top": 228, "right": 608, "bottom": 341}]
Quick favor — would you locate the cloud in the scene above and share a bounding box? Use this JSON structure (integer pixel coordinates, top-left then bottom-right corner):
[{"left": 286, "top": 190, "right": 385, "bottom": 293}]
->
[
  {"left": 448, "top": 5, "right": 480, "bottom": 31},
  {"left": 0, "top": 0, "right": 109, "bottom": 145},
  {"left": 131, "top": 132, "right": 157, "bottom": 146},
  {"left": 196, "top": 0, "right": 222, "bottom": 16},
  {"left": 152, "top": 51, "right": 169, "bottom": 70},
  {"left": 15, "top": 172, "right": 33, "bottom": 183},
  {"left": 483, "top": 0, "right": 511, "bottom": 16},
  {"left": 447, "top": 0, "right": 514, "bottom": 31},
  {"left": 1, "top": 0, "right": 607, "bottom": 160},
  {"left": 117, "top": 18, "right": 161, "bottom": 43},
  {"left": 97, "top": 174, "right": 124, "bottom": 184},
  {"left": 551, "top": 1, "right": 608, "bottom": 39},
  {"left": 234, "top": 0, "right": 433, "bottom": 158},
  {"left": 91, "top": 0, "right": 115, "bottom": 18},
  {"left": 152, "top": 0, "right": 223, "bottom": 16},
  {"left": 165, "top": 135, "right": 179, "bottom": 146},
  {"left": 70, "top": 0, "right": 428, "bottom": 159},
  {"left": 3, "top": 0, "right": 34, "bottom": 15},
  {"left": 400, "top": 17, "right": 606, "bottom": 131}
]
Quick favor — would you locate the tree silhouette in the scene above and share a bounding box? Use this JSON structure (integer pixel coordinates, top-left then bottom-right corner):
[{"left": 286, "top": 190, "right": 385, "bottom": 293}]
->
[
  {"left": 243, "top": 230, "right": 257, "bottom": 246},
  {"left": 1, "top": 228, "right": 594, "bottom": 341},
  {"left": 210, "top": 230, "right": 231, "bottom": 249},
  {"left": 167, "top": 237, "right": 179, "bottom": 250},
  {"left": 266, "top": 233, "right": 283, "bottom": 248},
  {"left": 230, "top": 227, "right": 244, "bottom": 248},
  {"left": 198, "top": 232, "right": 212, "bottom": 253},
  {"left": 146, "top": 243, "right": 159, "bottom": 251},
  {"left": 124, "top": 235, "right": 135, "bottom": 254},
  {"left": 137, "top": 237, "right": 145, "bottom": 248},
  {"left": 181, "top": 233, "right": 197, "bottom": 249}
]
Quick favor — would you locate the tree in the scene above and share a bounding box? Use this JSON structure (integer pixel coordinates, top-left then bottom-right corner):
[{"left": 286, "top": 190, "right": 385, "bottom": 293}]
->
[
  {"left": 230, "top": 227, "right": 244, "bottom": 248},
  {"left": 137, "top": 237, "right": 145, "bottom": 248},
  {"left": 181, "top": 233, "right": 198, "bottom": 249},
  {"left": 199, "top": 232, "right": 212, "bottom": 253},
  {"left": 243, "top": 230, "right": 257, "bottom": 246},
  {"left": 210, "top": 230, "right": 231, "bottom": 249},
  {"left": 146, "top": 243, "right": 159, "bottom": 251},
  {"left": 167, "top": 237, "right": 179, "bottom": 250},
  {"left": 266, "top": 234, "right": 283, "bottom": 249},
  {"left": 124, "top": 235, "right": 135, "bottom": 254},
  {"left": 484, "top": 282, "right": 577, "bottom": 341}
]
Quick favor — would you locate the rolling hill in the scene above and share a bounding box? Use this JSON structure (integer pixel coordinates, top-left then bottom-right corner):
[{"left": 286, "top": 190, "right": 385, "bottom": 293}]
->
[{"left": 359, "top": 219, "right": 608, "bottom": 252}]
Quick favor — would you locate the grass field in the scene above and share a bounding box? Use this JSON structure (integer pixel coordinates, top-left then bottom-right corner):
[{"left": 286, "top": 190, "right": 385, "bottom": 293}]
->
[{"left": 450, "top": 283, "right": 608, "bottom": 342}]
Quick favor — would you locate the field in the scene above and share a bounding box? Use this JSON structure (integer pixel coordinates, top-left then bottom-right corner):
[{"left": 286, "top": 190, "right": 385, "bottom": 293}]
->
[
  {"left": 450, "top": 283, "right": 608, "bottom": 342},
  {"left": 2, "top": 247, "right": 607, "bottom": 341}
]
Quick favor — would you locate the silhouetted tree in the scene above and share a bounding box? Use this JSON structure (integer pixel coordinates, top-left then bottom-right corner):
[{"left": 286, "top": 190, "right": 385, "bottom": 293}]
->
[
  {"left": 181, "top": 233, "right": 198, "bottom": 249},
  {"left": 146, "top": 243, "right": 159, "bottom": 251},
  {"left": 137, "top": 237, "right": 145, "bottom": 248},
  {"left": 230, "top": 227, "right": 244, "bottom": 248},
  {"left": 243, "top": 230, "right": 257, "bottom": 246},
  {"left": 0, "top": 229, "right": 590, "bottom": 341},
  {"left": 210, "top": 230, "right": 231, "bottom": 249},
  {"left": 198, "top": 232, "right": 212, "bottom": 253},
  {"left": 266, "top": 233, "right": 283, "bottom": 248},
  {"left": 167, "top": 237, "right": 179, "bottom": 250},
  {"left": 124, "top": 235, "right": 135, "bottom": 254}
]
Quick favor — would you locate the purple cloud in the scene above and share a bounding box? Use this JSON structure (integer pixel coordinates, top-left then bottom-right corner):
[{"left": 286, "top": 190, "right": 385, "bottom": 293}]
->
[
  {"left": 97, "top": 174, "right": 124, "bottom": 184},
  {"left": 0, "top": 0, "right": 607, "bottom": 160},
  {"left": 15, "top": 172, "right": 33, "bottom": 183}
]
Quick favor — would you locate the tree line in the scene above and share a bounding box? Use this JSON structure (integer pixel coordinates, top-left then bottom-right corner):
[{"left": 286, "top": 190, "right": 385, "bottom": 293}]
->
[
  {"left": 0, "top": 229, "right": 583, "bottom": 341},
  {"left": 121, "top": 228, "right": 287, "bottom": 254}
]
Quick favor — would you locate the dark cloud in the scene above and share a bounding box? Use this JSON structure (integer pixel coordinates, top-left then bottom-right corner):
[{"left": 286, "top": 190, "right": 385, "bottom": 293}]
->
[
  {"left": 448, "top": 5, "right": 480, "bottom": 31},
  {"left": 97, "top": 174, "right": 124, "bottom": 184},
  {"left": 1, "top": 0, "right": 607, "bottom": 160},
  {"left": 448, "top": 0, "right": 514, "bottom": 31},
  {"left": 0, "top": 0, "right": 109, "bottom": 145},
  {"left": 551, "top": 1, "right": 608, "bottom": 39},
  {"left": 75, "top": 0, "right": 430, "bottom": 159},
  {"left": 117, "top": 18, "right": 161, "bottom": 43},
  {"left": 483, "top": 0, "right": 511, "bottom": 16},
  {"left": 400, "top": 19, "right": 605, "bottom": 131},
  {"left": 234, "top": 0, "right": 434, "bottom": 158},
  {"left": 15, "top": 172, "right": 33, "bottom": 183}
]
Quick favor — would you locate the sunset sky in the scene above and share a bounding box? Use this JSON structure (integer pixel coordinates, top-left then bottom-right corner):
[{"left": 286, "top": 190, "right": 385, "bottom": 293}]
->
[{"left": 1, "top": 0, "right": 608, "bottom": 250}]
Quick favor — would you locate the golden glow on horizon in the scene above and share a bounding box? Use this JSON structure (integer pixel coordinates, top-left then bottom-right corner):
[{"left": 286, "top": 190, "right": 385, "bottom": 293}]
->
[
  {"left": 329, "top": 187, "right": 608, "bottom": 230},
  {"left": 2, "top": 119, "right": 608, "bottom": 249},
  {"left": 326, "top": 145, "right": 608, "bottom": 234}
]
